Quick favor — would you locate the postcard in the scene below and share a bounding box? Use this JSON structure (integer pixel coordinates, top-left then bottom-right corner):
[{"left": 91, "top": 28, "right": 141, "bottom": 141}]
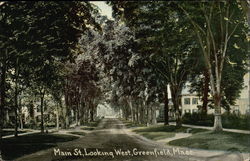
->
[{"left": 0, "top": 1, "right": 249, "bottom": 161}]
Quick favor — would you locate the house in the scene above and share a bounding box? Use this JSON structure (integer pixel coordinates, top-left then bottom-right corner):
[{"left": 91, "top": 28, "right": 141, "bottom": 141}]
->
[
  {"left": 181, "top": 94, "right": 201, "bottom": 114},
  {"left": 234, "top": 72, "right": 250, "bottom": 115},
  {"left": 157, "top": 71, "right": 250, "bottom": 121},
  {"left": 181, "top": 72, "right": 250, "bottom": 115}
]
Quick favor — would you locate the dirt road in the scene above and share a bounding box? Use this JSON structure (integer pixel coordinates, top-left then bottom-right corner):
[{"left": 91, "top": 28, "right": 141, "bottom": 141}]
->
[{"left": 15, "top": 119, "right": 246, "bottom": 161}]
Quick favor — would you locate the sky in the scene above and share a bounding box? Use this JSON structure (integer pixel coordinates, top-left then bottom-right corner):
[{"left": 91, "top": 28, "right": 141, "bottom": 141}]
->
[{"left": 90, "top": 1, "right": 113, "bottom": 20}]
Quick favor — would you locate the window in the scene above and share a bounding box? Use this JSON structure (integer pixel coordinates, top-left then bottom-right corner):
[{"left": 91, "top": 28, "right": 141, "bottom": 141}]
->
[
  {"left": 184, "top": 98, "right": 190, "bottom": 105},
  {"left": 192, "top": 98, "right": 198, "bottom": 105}
]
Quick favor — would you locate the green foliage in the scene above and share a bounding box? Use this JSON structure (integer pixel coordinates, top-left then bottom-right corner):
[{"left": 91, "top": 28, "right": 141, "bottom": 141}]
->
[
  {"left": 182, "top": 113, "right": 214, "bottom": 126},
  {"left": 182, "top": 113, "right": 250, "bottom": 130},
  {"left": 169, "top": 131, "right": 250, "bottom": 152},
  {"left": 0, "top": 1, "right": 100, "bottom": 135}
]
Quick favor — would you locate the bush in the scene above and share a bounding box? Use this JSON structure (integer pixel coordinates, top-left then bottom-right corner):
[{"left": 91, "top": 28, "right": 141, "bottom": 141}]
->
[
  {"left": 182, "top": 113, "right": 250, "bottom": 130},
  {"left": 182, "top": 113, "right": 214, "bottom": 126},
  {"left": 24, "top": 120, "right": 37, "bottom": 129},
  {"left": 3, "top": 122, "right": 15, "bottom": 128},
  {"left": 222, "top": 113, "right": 250, "bottom": 130}
]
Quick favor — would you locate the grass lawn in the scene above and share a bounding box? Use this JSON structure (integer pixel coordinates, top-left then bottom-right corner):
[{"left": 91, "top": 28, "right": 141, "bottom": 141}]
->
[
  {"left": 138, "top": 132, "right": 175, "bottom": 140},
  {"left": 122, "top": 120, "right": 146, "bottom": 128},
  {"left": 86, "top": 120, "right": 100, "bottom": 127},
  {"left": 81, "top": 120, "right": 101, "bottom": 131},
  {"left": 169, "top": 131, "right": 250, "bottom": 153},
  {"left": 68, "top": 131, "right": 86, "bottom": 136},
  {"left": 2, "top": 130, "right": 27, "bottom": 136},
  {"left": 1, "top": 133, "right": 79, "bottom": 160},
  {"left": 133, "top": 125, "right": 208, "bottom": 134},
  {"left": 132, "top": 125, "right": 208, "bottom": 141}
]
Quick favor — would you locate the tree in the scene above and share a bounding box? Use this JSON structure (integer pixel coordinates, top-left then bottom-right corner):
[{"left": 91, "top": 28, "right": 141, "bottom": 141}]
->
[
  {"left": 109, "top": 2, "right": 199, "bottom": 127},
  {"left": 180, "top": 1, "right": 246, "bottom": 131},
  {"left": 0, "top": 1, "right": 100, "bottom": 135}
]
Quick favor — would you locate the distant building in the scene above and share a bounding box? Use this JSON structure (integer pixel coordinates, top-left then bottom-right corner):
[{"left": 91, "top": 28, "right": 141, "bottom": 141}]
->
[
  {"left": 181, "top": 94, "right": 201, "bottom": 114},
  {"left": 157, "top": 72, "right": 250, "bottom": 121},
  {"left": 234, "top": 72, "right": 250, "bottom": 115},
  {"left": 181, "top": 72, "right": 250, "bottom": 115}
]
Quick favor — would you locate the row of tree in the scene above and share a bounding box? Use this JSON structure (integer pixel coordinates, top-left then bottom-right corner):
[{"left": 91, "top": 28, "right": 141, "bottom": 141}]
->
[
  {"left": 0, "top": 1, "right": 249, "bottom": 144},
  {"left": 0, "top": 1, "right": 102, "bottom": 141},
  {"left": 103, "top": 1, "right": 250, "bottom": 131}
]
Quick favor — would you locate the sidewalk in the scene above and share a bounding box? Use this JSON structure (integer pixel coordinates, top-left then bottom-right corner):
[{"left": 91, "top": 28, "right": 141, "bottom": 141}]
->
[
  {"left": 2, "top": 126, "right": 91, "bottom": 139},
  {"left": 2, "top": 129, "right": 40, "bottom": 139}
]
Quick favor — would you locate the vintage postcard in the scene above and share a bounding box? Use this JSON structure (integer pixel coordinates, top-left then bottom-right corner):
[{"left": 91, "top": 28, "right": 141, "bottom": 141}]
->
[{"left": 0, "top": 1, "right": 249, "bottom": 161}]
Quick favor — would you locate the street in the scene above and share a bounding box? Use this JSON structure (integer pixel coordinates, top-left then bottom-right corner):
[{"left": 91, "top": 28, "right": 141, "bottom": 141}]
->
[{"left": 15, "top": 119, "right": 246, "bottom": 161}]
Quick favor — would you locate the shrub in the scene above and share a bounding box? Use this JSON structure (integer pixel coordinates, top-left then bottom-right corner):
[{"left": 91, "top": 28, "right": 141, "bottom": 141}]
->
[
  {"left": 222, "top": 113, "right": 250, "bottom": 130},
  {"left": 182, "top": 113, "right": 214, "bottom": 126},
  {"left": 182, "top": 113, "right": 250, "bottom": 130}
]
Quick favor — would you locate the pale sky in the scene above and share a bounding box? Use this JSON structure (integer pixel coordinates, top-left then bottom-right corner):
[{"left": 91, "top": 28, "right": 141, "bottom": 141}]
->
[{"left": 90, "top": 1, "right": 113, "bottom": 20}]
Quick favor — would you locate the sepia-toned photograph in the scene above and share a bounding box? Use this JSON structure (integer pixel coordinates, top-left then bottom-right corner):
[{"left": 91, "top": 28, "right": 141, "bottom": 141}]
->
[{"left": 0, "top": 1, "right": 249, "bottom": 161}]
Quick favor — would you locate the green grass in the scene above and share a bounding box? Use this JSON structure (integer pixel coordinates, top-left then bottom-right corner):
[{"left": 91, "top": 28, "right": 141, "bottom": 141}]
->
[
  {"left": 138, "top": 132, "right": 175, "bottom": 140},
  {"left": 85, "top": 120, "right": 100, "bottom": 127},
  {"left": 169, "top": 131, "right": 250, "bottom": 153},
  {"left": 68, "top": 131, "right": 86, "bottom": 136},
  {"left": 132, "top": 125, "right": 207, "bottom": 141},
  {"left": 80, "top": 120, "right": 101, "bottom": 131},
  {"left": 121, "top": 120, "right": 146, "bottom": 128},
  {"left": 133, "top": 125, "right": 208, "bottom": 134},
  {"left": 1, "top": 133, "right": 79, "bottom": 160},
  {"left": 133, "top": 125, "right": 208, "bottom": 141}
]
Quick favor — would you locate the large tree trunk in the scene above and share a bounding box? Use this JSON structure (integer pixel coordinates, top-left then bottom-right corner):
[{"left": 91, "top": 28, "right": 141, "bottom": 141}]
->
[
  {"left": 63, "top": 93, "right": 70, "bottom": 129},
  {"left": 75, "top": 108, "right": 79, "bottom": 126},
  {"left": 85, "top": 100, "right": 90, "bottom": 123},
  {"left": 40, "top": 91, "right": 45, "bottom": 133},
  {"left": 146, "top": 106, "right": 150, "bottom": 126},
  {"left": 202, "top": 69, "right": 209, "bottom": 114},
  {"left": 135, "top": 103, "right": 139, "bottom": 123},
  {"left": 140, "top": 101, "right": 145, "bottom": 124},
  {"left": 175, "top": 105, "right": 182, "bottom": 127},
  {"left": 0, "top": 50, "right": 7, "bottom": 140},
  {"left": 151, "top": 106, "right": 157, "bottom": 125},
  {"left": 213, "top": 92, "right": 223, "bottom": 132},
  {"left": 56, "top": 105, "right": 59, "bottom": 131},
  {"left": 146, "top": 105, "right": 149, "bottom": 126},
  {"left": 79, "top": 101, "right": 85, "bottom": 125},
  {"left": 19, "top": 112, "right": 23, "bottom": 130},
  {"left": 61, "top": 100, "right": 68, "bottom": 129},
  {"left": 14, "top": 58, "right": 20, "bottom": 137},
  {"left": 14, "top": 108, "right": 18, "bottom": 137},
  {"left": 90, "top": 101, "right": 94, "bottom": 122},
  {"left": 170, "top": 85, "right": 182, "bottom": 127},
  {"left": 128, "top": 97, "right": 134, "bottom": 122},
  {"left": 164, "top": 89, "right": 169, "bottom": 125}
]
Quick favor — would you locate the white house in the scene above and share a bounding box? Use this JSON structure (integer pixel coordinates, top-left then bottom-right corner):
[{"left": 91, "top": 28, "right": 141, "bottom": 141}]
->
[{"left": 180, "top": 72, "right": 250, "bottom": 115}]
